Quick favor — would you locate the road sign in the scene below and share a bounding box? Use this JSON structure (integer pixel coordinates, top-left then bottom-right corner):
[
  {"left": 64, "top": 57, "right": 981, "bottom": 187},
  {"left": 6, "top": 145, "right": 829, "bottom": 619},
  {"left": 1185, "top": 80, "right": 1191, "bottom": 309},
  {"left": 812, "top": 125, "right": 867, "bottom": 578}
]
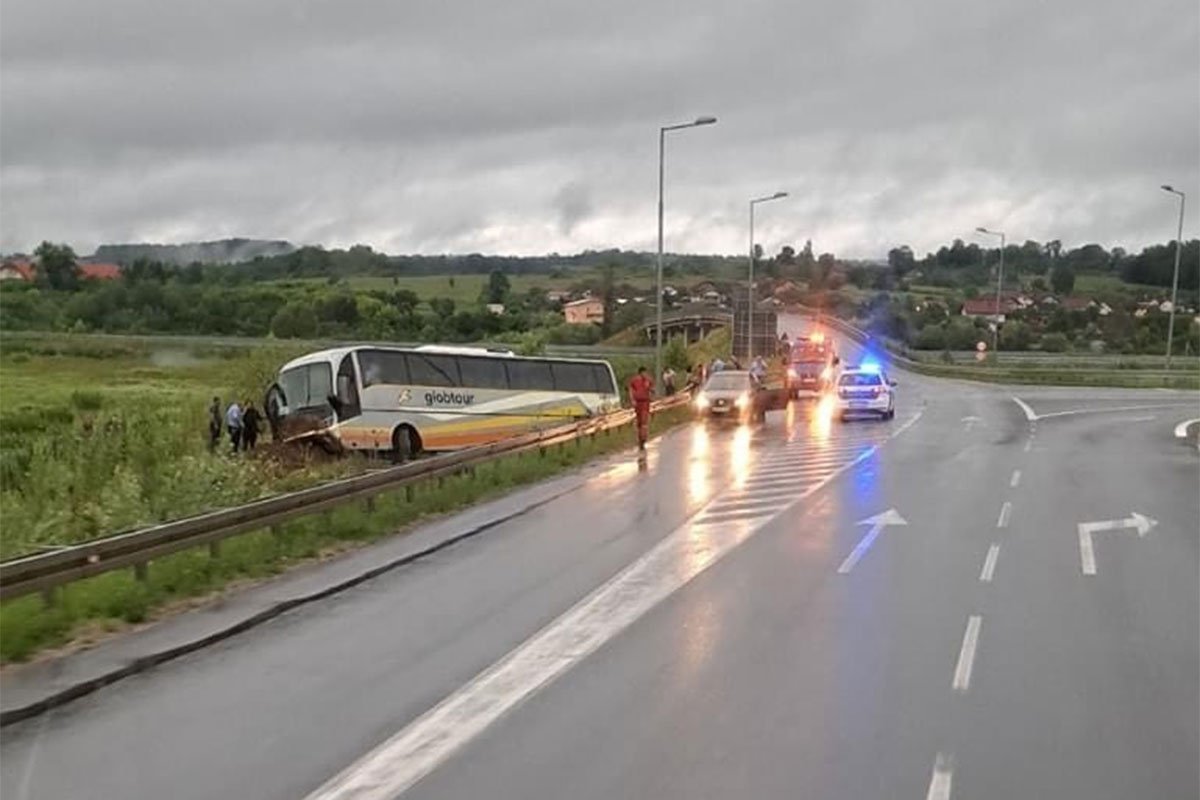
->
[{"left": 1077, "top": 512, "right": 1157, "bottom": 575}]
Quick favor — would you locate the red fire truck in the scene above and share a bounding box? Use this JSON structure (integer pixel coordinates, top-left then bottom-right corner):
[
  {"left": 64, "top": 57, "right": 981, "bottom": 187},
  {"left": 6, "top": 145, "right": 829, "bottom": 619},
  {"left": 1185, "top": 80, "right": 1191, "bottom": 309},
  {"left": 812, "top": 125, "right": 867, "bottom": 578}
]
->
[{"left": 786, "top": 333, "right": 839, "bottom": 398}]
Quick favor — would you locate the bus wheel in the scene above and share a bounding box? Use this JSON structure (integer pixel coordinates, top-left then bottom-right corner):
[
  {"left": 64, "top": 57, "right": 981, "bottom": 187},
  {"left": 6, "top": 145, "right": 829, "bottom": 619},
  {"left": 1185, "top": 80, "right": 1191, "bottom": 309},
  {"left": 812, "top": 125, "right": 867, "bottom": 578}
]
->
[{"left": 392, "top": 426, "right": 419, "bottom": 464}]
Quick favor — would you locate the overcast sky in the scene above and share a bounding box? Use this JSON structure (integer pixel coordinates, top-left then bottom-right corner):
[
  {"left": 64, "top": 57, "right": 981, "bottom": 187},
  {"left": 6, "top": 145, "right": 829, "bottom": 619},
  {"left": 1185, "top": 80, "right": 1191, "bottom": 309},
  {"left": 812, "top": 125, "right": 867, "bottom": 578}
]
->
[{"left": 2, "top": 0, "right": 1197, "bottom": 259}]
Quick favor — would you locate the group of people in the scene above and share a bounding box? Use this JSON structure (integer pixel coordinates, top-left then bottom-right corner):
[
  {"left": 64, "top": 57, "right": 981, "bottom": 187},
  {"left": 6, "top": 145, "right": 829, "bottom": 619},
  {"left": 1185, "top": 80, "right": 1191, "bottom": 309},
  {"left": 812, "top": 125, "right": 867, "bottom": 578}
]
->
[{"left": 209, "top": 397, "right": 264, "bottom": 453}]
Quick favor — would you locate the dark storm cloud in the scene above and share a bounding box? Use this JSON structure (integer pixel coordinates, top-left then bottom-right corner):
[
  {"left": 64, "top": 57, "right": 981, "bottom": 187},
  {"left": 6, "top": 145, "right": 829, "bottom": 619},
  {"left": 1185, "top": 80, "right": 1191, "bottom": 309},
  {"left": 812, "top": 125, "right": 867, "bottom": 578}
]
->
[{"left": 1, "top": 0, "right": 1196, "bottom": 257}]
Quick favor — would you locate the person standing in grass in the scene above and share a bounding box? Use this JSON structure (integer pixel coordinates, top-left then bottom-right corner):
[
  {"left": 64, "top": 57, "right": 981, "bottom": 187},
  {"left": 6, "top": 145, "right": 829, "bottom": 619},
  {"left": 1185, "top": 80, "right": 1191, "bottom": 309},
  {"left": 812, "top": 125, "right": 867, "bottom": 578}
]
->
[
  {"left": 208, "top": 396, "right": 223, "bottom": 451},
  {"left": 628, "top": 365, "right": 654, "bottom": 451},
  {"left": 662, "top": 366, "right": 677, "bottom": 396},
  {"left": 241, "top": 401, "right": 262, "bottom": 451},
  {"left": 225, "top": 400, "right": 243, "bottom": 453}
]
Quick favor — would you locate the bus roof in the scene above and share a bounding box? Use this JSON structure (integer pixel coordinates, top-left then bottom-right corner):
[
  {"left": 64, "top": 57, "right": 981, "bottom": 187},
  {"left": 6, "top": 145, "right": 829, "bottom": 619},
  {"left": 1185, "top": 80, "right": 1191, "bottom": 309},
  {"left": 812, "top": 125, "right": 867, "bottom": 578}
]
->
[{"left": 279, "top": 344, "right": 612, "bottom": 373}]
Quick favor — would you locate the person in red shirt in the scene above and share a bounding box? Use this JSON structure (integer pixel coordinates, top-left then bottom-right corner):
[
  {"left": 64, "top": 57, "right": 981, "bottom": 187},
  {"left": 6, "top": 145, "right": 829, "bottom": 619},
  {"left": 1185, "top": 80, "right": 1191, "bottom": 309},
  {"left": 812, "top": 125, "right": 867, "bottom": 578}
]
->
[{"left": 628, "top": 366, "right": 654, "bottom": 450}]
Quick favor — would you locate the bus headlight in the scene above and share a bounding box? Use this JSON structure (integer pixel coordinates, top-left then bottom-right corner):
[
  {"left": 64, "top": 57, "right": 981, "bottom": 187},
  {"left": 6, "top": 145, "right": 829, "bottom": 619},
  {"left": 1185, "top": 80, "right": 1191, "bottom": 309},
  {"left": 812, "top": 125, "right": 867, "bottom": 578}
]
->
[
  {"left": 734, "top": 393, "right": 750, "bottom": 409},
  {"left": 695, "top": 395, "right": 710, "bottom": 410}
]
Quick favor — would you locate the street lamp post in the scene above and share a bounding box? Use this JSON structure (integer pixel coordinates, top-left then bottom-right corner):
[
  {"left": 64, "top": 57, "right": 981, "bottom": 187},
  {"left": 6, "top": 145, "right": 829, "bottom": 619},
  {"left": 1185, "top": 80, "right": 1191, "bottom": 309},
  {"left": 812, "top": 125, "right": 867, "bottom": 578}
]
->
[
  {"left": 1161, "top": 185, "right": 1186, "bottom": 369},
  {"left": 655, "top": 115, "right": 717, "bottom": 394},
  {"left": 976, "top": 227, "right": 1006, "bottom": 353},
  {"left": 748, "top": 192, "right": 788, "bottom": 360}
]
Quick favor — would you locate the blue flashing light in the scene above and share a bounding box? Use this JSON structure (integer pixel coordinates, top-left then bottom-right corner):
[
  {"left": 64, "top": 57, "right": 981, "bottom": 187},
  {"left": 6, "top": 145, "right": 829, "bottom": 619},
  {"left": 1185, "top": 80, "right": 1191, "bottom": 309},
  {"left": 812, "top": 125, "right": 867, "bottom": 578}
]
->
[{"left": 858, "top": 361, "right": 882, "bottom": 374}]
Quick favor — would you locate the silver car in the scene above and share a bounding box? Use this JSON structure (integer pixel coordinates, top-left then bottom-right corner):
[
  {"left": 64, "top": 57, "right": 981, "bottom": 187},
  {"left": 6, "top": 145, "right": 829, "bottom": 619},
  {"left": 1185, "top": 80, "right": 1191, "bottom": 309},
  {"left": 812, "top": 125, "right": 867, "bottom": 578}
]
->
[{"left": 693, "top": 370, "right": 755, "bottom": 422}]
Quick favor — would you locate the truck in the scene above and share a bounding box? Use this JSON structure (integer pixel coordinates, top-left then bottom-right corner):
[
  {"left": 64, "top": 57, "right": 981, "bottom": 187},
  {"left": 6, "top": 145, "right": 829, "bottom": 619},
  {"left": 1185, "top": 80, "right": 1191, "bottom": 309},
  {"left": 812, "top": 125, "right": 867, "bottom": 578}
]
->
[{"left": 786, "top": 333, "right": 838, "bottom": 398}]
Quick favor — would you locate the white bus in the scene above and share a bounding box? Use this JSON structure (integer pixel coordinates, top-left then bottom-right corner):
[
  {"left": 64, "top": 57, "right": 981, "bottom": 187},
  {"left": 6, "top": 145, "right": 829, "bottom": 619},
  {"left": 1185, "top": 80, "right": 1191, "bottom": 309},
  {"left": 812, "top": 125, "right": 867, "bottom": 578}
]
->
[{"left": 266, "top": 345, "right": 621, "bottom": 459}]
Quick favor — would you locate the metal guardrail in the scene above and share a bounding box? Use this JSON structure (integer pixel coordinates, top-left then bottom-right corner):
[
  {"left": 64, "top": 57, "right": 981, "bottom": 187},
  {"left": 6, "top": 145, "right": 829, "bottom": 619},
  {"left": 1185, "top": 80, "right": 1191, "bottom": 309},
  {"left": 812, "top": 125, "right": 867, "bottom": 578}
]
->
[{"left": 0, "top": 395, "right": 690, "bottom": 601}]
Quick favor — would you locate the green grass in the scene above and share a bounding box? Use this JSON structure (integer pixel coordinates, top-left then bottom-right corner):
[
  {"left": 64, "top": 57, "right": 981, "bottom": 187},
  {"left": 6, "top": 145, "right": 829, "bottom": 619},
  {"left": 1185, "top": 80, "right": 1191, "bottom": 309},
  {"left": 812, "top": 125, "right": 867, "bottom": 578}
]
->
[{"left": 0, "top": 404, "right": 693, "bottom": 663}]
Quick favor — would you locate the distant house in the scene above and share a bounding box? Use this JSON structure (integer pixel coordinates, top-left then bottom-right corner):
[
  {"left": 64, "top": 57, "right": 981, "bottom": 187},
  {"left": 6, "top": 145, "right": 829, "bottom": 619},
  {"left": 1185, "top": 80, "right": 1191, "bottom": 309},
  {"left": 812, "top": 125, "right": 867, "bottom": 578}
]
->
[
  {"left": 1060, "top": 296, "right": 1095, "bottom": 312},
  {"left": 0, "top": 259, "right": 35, "bottom": 281},
  {"left": 77, "top": 262, "right": 121, "bottom": 280},
  {"left": 485, "top": 303, "right": 505, "bottom": 315},
  {"left": 961, "top": 296, "right": 1019, "bottom": 320},
  {"left": 563, "top": 297, "right": 605, "bottom": 325},
  {"left": 545, "top": 289, "right": 572, "bottom": 303}
]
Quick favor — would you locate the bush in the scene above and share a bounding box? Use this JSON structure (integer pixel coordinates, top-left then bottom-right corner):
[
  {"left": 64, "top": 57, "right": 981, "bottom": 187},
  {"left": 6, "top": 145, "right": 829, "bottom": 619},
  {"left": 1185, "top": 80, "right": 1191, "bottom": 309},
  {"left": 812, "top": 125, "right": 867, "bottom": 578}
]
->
[
  {"left": 1041, "top": 333, "right": 1070, "bottom": 352},
  {"left": 70, "top": 389, "right": 105, "bottom": 411},
  {"left": 913, "top": 324, "right": 947, "bottom": 350}
]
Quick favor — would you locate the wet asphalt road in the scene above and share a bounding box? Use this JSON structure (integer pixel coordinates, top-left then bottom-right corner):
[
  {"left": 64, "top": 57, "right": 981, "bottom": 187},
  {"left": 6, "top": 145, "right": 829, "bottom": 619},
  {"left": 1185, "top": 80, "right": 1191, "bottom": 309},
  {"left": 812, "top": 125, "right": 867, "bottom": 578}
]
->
[{"left": 2, "top": 341, "right": 1197, "bottom": 800}]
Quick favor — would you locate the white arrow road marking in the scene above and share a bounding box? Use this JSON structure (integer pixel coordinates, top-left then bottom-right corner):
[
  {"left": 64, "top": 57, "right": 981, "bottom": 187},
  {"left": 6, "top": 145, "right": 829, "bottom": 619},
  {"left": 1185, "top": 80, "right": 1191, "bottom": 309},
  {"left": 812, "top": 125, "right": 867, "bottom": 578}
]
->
[
  {"left": 961, "top": 415, "right": 981, "bottom": 431},
  {"left": 1077, "top": 512, "right": 1157, "bottom": 575},
  {"left": 836, "top": 508, "right": 907, "bottom": 574}
]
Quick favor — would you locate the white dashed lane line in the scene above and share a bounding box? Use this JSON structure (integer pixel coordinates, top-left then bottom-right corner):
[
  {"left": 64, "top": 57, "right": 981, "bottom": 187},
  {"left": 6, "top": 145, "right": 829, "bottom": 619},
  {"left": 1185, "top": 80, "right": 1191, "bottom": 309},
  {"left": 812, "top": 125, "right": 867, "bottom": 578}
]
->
[
  {"left": 979, "top": 544, "right": 1000, "bottom": 583},
  {"left": 952, "top": 615, "right": 983, "bottom": 693},
  {"left": 1009, "top": 469, "right": 1021, "bottom": 488},
  {"left": 996, "top": 501, "right": 1012, "bottom": 529}
]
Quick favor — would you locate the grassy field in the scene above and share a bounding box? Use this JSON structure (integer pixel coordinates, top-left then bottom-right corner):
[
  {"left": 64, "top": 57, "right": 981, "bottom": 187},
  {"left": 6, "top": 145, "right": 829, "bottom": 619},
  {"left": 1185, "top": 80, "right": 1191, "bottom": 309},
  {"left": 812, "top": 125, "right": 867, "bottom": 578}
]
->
[{"left": 0, "top": 337, "right": 357, "bottom": 563}]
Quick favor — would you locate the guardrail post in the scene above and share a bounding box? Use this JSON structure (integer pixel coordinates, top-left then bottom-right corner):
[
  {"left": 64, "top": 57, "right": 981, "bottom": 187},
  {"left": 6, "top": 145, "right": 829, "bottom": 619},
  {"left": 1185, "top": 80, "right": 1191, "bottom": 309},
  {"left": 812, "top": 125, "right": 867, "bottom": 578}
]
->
[
  {"left": 271, "top": 524, "right": 283, "bottom": 541},
  {"left": 41, "top": 586, "right": 58, "bottom": 609},
  {"left": 208, "top": 541, "right": 221, "bottom": 560},
  {"left": 134, "top": 562, "right": 148, "bottom": 583},
  {"left": 364, "top": 496, "right": 376, "bottom": 514},
  {"left": 405, "top": 485, "right": 414, "bottom": 503}
]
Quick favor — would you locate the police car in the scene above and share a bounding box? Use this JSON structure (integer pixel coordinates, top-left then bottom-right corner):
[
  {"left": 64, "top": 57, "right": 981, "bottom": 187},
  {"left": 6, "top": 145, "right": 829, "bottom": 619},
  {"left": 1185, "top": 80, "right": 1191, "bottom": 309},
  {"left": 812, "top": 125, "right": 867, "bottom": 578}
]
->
[{"left": 834, "top": 363, "right": 896, "bottom": 421}]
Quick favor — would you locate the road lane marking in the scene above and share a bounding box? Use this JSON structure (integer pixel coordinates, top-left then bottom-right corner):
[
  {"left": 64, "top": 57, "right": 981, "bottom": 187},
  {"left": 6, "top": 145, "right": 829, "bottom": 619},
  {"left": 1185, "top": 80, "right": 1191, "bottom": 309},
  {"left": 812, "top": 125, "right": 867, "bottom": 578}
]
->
[
  {"left": 1009, "top": 469, "right": 1021, "bottom": 488},
  {"left": 836, "top": 509, "right": 907, "bottom": 574},
  {"left": 1176, "top": 418, "right": 1200, "bottom": 438},
  {"left": 304, "top": 442, "right": 882, "bottom": 800},
  {"left": 1078, "top": 526, "right": 1096, "bottom": 575},
  {"left": 1012, "top": 396, "right": 1037, "bottom": 421},
  {"left": 926, "top": 753, "right": 954, "bottom": 800},
  {"left": 996, "top": 501, "right": 1012, "bottom": 529},
  {"left": 952, "top": 615, "right": 983, "bottom": 693},
  {"left": 979, "top": 544, "right": 1000, "bottom": 582},
  {"left": 1077, "top": 513, "right": 1157, "bottom": 575},
  {"left": 1023, "top": 437, "right": 1033, "bottom": 452}
]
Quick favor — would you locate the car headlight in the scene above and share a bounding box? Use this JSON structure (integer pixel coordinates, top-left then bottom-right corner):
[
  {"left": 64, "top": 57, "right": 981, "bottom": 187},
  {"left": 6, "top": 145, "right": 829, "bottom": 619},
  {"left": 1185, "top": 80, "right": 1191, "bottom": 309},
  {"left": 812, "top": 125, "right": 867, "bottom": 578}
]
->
[
  {"left": 734, "top": 393, "right": 750, "bottom": 409},
  {"left": 695, "top": 395, "right": 710, "bottom": 409}
]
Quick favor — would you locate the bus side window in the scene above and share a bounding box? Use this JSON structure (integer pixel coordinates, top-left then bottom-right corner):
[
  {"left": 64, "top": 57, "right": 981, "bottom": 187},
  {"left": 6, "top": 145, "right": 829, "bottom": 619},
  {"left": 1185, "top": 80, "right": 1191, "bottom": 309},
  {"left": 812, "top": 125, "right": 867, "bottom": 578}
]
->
[
  {"left": 507, "top": 360, "right": 553, "bottom": 391},
  {"left": 406, "top": 353, "right": 459, "bottom": 387},
  {"left": 457, "top": 356, "right": 509, "bottom": 390}
]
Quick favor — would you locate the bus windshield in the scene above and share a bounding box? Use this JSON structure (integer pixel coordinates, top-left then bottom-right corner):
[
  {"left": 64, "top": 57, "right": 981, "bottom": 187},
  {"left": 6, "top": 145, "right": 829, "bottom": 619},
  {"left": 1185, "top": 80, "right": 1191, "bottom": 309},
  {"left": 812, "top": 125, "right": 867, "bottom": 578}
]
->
[{"left": 279, "top": 362, "right": 333, "bottom": 411}]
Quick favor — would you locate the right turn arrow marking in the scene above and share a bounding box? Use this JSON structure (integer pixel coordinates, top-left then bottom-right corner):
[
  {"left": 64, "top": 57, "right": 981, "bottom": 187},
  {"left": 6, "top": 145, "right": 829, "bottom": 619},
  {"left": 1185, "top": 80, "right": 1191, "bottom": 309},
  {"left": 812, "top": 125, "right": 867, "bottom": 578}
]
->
[{"left": 1077, "top": 512, "right": 1157, "bottom": 575}]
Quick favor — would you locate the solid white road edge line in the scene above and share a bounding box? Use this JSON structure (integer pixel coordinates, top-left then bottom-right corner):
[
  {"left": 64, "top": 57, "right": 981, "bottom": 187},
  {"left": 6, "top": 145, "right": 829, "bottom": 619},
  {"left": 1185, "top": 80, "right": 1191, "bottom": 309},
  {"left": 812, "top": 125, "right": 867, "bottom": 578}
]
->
[
  {"left": 996, "top": 501, "right": 1012, "bottom": 529},
  {"left": 1036, "top": 402, "right": 1195, "bottom": 420},
  {"left": 1012, "top": 396, "right": 1037, "bottom": 421},
  {"left": 1175, "top": 418, "right": 1200, "bottom": 438},
  {"left": 952, "top": 615, "right": 983, "bottom": 693},
  {"left": 303, "top": 443, "right": 889, "bottom": 800},
  {"left": 926, "top": 753, "right": 954, "bottom": 800},
  {"left": 979, "top": 544, "right": 1000, "bottom": 583},
  {"left": 1010, "top": 469, "right": 1021, "bottom": 488}
]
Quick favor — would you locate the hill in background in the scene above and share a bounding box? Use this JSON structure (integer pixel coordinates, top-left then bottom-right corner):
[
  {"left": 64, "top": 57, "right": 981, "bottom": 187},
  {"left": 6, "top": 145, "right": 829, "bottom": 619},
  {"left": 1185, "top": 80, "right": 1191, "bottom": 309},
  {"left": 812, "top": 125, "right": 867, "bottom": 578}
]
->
[{"left": 92, "top": 238, "right": 295, "bottom": 266}]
